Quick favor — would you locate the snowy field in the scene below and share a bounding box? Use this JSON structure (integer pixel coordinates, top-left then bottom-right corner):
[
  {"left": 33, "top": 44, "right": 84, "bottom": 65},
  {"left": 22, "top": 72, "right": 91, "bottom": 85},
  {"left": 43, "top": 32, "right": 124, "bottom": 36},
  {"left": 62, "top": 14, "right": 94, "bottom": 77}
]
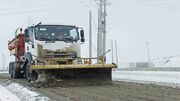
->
[{"left": 113, "top": 71, "right": 180, "bottom": 88}]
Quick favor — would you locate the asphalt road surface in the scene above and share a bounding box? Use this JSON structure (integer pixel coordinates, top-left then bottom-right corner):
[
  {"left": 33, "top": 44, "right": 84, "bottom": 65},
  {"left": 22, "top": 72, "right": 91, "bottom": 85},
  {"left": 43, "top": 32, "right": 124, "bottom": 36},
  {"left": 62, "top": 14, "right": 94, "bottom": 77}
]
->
[{"left": 0, "top": 73, "right": 180, "bottom": 101}]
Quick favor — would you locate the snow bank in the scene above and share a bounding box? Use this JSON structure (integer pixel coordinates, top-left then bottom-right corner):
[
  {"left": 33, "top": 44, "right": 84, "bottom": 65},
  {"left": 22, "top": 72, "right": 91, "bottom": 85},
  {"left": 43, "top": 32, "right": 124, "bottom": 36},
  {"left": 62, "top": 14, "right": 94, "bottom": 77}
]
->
[
  {"left": 113, "top": 71, "right": 180, "bottom": 88},
  {"left": 6, "top": 83, "right": 49, "bottom": 101},
  {"left": 0, "top": 71, "right": 8, "bottom": 73},
  {"left": 0, "top": 85, "right": 20, "bottom": 101}
]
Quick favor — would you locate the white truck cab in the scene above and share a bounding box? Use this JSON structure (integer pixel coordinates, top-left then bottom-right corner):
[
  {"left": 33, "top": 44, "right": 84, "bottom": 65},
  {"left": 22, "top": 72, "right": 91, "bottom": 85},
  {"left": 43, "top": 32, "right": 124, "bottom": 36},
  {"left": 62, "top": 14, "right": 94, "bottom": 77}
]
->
[{"left": 24, "top": 24, "right": 85, "bottom": 65}]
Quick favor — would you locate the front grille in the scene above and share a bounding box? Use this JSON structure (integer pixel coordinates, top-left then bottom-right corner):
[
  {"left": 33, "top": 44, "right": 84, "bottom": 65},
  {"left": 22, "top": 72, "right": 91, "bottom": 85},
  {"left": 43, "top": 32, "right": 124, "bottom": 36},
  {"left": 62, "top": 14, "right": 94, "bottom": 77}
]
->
[{"left": 45, "top": 51, "right": 77, "bottom": 58}]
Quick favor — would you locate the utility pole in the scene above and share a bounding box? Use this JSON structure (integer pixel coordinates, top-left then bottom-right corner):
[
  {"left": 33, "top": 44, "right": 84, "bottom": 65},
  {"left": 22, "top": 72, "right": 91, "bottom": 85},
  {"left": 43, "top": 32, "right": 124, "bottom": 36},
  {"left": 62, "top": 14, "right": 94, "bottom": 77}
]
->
[
  {"left": 146, "top": 42, "right": 150, "bottom": 67},
  {"left": 4, "top": 55, "right": 6, "bottom": 70},
  {"left": 115, "top": 40, "right": 118, "bottom": 66},
  {"left": 89, "top": 11, "right": 92, "bottom": 59},
  {"left": 111, "top": 40, "right": 114, "bottom": 63},
  {"left": 97, "top": 0, "right": 109, "bottom": 63},
  {"left": 2, "top": 54, "right": 4, "bottom": 70}
]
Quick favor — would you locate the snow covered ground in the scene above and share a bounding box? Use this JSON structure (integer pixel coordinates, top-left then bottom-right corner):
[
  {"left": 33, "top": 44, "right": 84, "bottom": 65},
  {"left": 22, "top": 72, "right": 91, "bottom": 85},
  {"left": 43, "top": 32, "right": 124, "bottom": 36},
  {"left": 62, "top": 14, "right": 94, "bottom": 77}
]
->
[
  {"left": 0, "top": 84, "right": 20, "bottom": 101},
  {"left": 0, "top": 82, "right": 49, "bottom": 101},
  {"left": 2, "top": 70, "right": 180, "bottom": 100},
  {"left": 6, "top": 83, "right": 49, "bottom": 101},
  {"left": 153, "top": 56, "right": 180, "bottom": 67},
  {"left": 0, "top": 70, "right": 8, "bottom": 74},
  {"left": 113, "top": 71, "right": 180, "bottom": 88}
]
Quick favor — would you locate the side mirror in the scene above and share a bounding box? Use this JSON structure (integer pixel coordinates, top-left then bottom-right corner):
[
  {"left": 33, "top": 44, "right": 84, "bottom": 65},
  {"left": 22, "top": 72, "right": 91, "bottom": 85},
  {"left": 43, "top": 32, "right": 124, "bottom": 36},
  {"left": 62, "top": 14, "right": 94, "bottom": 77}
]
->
[
  {"left": 32, "top": 44, "right": 34, "bottom": 48},
  {"left": 81, "top": 37, "right": 85, "bottom": 43},
  {"left": 25, "top": 29, "right": 30, "bottom": 42},
  {"left": 80, "top": 30, "right": 84, "bottom": 38},
  {"left": 80, "top": 30, "right": 85, "bottom": 43}
]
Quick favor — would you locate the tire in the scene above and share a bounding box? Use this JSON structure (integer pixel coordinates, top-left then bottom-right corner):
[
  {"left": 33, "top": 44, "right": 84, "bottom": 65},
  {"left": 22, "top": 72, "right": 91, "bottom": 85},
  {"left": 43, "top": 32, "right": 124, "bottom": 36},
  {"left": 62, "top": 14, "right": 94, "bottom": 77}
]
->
[
  {"left": 12, "top": 67, "right": 19, "bottom": 79},
  {"left": 9, "top": 62, "right": 12, "bottom": 74},
  {"left": 25, "top": 64, "right": 31, "bottom": 82},
  {"left": 25, "top": 65, "right": 38, "bottom": 82},
  {"left": 19, "top": 73, "right": 24, "bottom": 78},
  {"left": 10, "top": 67, "right": 13, "bottom": 78},
  {"left": 9, "top": 62, "right": 13, "bottom": 78},
  {"left": 24, "top": 52, "right": 34, "bottom": 82}
]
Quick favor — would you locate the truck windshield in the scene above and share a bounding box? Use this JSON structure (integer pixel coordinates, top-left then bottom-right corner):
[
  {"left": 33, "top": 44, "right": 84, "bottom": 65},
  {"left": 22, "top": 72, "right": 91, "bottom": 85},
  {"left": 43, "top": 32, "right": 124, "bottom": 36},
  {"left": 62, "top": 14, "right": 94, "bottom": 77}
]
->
[{"left": 35, "top": 25, "right": 79, "bottom": 42}]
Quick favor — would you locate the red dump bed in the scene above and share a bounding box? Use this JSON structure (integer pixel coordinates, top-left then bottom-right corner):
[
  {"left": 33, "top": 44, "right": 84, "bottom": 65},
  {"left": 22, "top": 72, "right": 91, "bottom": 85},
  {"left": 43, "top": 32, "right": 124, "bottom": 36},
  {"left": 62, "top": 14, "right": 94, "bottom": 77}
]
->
[{"left": 8, "top": 34, "right": 25, "bottom": 61}]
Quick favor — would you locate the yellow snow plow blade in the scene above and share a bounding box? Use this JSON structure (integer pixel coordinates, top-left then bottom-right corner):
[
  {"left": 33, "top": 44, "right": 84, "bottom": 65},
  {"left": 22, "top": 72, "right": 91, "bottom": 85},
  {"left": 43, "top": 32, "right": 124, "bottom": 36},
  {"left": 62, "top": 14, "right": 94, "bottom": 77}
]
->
[{"left": 31, "top": 64, "right": 117, "bottom": 70}]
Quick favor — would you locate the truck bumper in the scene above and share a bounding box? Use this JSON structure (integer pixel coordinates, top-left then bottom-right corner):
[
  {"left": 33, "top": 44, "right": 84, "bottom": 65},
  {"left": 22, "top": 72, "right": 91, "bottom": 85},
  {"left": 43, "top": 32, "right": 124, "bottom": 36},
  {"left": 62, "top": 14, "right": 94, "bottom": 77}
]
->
[{"left": 31, "top": 64, "right": 117, "bottom": 70}]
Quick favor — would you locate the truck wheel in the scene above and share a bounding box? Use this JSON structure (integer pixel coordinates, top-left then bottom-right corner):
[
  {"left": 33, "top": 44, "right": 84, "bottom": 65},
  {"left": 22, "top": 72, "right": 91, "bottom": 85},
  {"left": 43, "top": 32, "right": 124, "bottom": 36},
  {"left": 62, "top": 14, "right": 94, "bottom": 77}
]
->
[
  {"left": 10, "top": 67, "right": 13, "bottom": 78},
  {"left": 12, "top": 67, "right": 18, "bottom": 79},
  {"left": 9, "top": 63, "right": 13, "bottom": 78},
  {"left": 25, "top": 64, "right": 31, "bottom": 82},
  {"left": 9, "top": 62, "right": 12, "bottom": 74}
]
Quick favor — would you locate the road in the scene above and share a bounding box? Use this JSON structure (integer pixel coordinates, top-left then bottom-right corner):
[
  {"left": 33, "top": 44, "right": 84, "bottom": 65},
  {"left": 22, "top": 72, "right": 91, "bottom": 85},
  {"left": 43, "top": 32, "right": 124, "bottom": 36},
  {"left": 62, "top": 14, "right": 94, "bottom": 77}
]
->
[{"left": 1, "top": 72, "right": 180, "bottom": 101}]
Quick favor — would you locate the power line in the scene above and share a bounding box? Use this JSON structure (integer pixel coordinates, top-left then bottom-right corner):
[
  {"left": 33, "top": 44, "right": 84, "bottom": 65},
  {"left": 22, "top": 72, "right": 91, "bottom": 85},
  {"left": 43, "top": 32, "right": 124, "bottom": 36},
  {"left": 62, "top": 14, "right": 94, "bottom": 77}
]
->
[
  {"left": 0, "top": 1, "right": 97, "bottom": 16},
  {"left": 0, "top": 0, "right": 179, "bottom": 16},
  {"left": 110, "top": 0, "right": 180, "bottom": 6},
  {"left": 1, "top": 0, "right": 180, "bottom": 12},
  {"left": 0, "top": 1, "right": 94, "bottom": 11},
  {"left": 111, "top": 0, "right": 180, "bottom": 3}
]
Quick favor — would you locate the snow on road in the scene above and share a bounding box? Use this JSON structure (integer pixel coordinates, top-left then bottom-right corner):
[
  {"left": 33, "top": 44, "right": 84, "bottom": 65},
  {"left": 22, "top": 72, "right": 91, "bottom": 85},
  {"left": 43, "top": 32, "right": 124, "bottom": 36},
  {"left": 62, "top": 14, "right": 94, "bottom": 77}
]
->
[
  {"left": 113, "top": 71, "right": 180, "bottom": 88},
  {"left": 0, "top": 84, "right": 20, "bottom": 101},
  {"left": 6, "top": 83, "right": 49, "bottom": 101},
  {"left": 0, "top": 82, "right": 50, "bottom": 101}
]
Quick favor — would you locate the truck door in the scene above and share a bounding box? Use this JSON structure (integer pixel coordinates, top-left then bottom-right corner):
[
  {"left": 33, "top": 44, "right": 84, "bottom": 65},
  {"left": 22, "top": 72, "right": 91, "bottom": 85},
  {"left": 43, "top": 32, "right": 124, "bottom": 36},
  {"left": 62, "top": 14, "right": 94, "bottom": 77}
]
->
[{"left": 25, "top": 28, "right": 36, "bottom": 59}]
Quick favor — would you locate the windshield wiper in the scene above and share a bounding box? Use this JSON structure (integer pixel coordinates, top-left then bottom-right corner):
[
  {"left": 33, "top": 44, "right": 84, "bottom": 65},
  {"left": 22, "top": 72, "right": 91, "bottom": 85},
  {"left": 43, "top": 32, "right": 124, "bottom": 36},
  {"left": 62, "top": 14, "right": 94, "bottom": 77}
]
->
[
  {"left": 39, "top": 37, "right": 51, "bottom": 41},
  {"left": 61, "top": 37, "right": 75, "bottom": 42}
]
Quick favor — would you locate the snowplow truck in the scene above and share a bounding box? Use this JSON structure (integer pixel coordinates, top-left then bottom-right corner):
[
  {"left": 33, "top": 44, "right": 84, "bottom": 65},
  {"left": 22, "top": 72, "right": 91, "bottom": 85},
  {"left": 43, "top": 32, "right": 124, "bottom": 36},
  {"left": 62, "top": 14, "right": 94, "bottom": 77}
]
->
[{"left": 8, "top": 24, "right": 117, "bottom": 82}]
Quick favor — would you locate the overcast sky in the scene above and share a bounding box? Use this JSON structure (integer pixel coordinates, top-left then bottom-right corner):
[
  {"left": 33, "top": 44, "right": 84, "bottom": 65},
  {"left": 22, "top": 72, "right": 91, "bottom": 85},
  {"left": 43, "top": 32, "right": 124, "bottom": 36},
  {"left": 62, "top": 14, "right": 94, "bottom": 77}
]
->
[{"left": 1, "top": 0, "right": 180, "bottom": 68}]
